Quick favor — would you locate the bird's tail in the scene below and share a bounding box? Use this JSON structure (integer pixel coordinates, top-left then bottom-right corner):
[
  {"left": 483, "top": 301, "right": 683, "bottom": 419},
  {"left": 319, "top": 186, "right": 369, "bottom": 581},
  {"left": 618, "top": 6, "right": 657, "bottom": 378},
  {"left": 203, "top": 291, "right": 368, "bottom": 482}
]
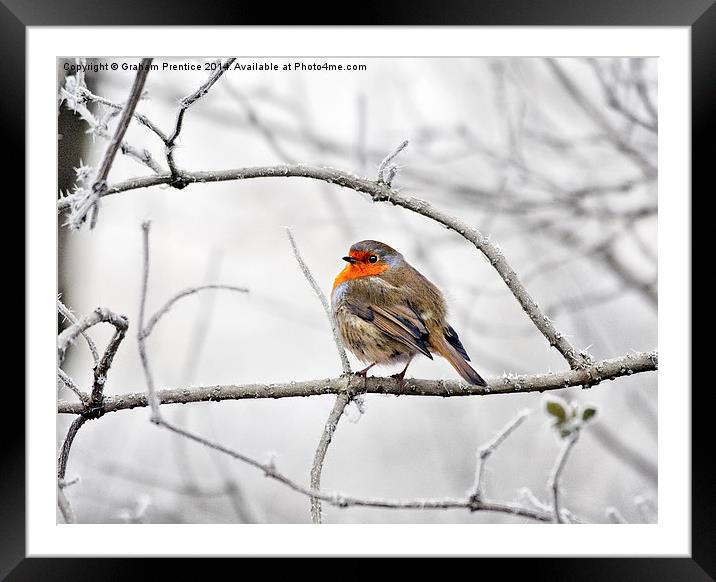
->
[{"left": 435, "top": 338, "right": 487, "bottom": 386}]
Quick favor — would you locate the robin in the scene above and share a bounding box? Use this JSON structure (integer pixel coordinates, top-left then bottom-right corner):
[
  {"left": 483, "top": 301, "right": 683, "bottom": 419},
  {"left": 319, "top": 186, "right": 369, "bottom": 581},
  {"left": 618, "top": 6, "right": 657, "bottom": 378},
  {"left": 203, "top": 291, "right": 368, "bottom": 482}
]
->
[{"left": 331, "top": 240, "right": 487, "bottom": 387}]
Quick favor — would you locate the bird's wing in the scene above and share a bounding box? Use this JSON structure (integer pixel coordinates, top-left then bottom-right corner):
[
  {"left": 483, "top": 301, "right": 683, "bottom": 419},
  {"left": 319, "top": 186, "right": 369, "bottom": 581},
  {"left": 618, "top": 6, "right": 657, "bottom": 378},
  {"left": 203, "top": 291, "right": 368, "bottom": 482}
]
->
[
  {"left": 444, "top": 323, "right": 471, "bottom": 362},
  {"left": 346, "top": 300, "right": 433, "bottom": 359}
]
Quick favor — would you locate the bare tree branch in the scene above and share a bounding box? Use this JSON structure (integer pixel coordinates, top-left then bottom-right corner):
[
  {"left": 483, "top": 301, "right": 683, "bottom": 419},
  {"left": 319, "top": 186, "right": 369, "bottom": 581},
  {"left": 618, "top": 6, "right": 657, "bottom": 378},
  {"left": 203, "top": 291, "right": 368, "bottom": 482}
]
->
[
  {"left": 138, "top": 221, "right": 161, "bottom": 423},
  {"left": 57, "top": 369, "right": 88, "bottom": 404},
  {"left": 284, "top": 227, "right": 355, "bottom": 522},
  {"left": 546, "top": 59, "right": 656, "bottom": 178},
  {"left": 83, "top": 58, "right": 153, "bottom": 228},
  {"left": 58, "top": 350, "right": 657, "bottom": 415},
  {"left": 77, "top": 86, "right": 170, "bottom": 143},
  {"left": 57, "top": 161, "right": 592, "bottom": 370},
  {"left": 548, "top": 432, "right": 579, "bottom": 523},
  {"left": 470, "top": 409, "right": 530, "bottom": 502},
  {"left": 140, "top": 284, "right": 249, "bottom": 340},
  {"left": 285, "top": 227, "right": 351, "bottom": 375},
  {"left": 58, "top": 416, "right": 88, "bottom": 481},
  {"left": 377, "top": 139, "right": 408, "bottom": 185},
  {"left": 310, "top": 392, "right": 351, "bottom": 524},
  {"left": 57, "top": 306, "right": 128, "bottom": 367},
  {"left": 131, "top": 409, "right": 558, "bottom": 522},
  {"left": 165, "top": 58, "right": 236, "bottom": 184},
  {"left": 56, "top": 302, "right": 129, "bottom": 521},
  {"left": 57, "top": 298, "right": 99, "bottom": 365}
]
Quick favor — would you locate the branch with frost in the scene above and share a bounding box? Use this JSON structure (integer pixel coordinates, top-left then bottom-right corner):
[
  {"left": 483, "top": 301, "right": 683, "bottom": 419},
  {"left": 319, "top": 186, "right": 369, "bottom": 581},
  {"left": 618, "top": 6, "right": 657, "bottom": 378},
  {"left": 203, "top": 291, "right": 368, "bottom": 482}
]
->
[
  {"left": 57, "top": 368, "right": 87, "bottom": 404},
  {"left": 77, "top": 86, "right": 169, "bottom": 143},
  {"left": 310, "top": 393, "right": 351, "bottom": 524},
  {"left": 164, "top": 58, "right": 236, "bottom": 184},
  {"left": 140, "top": 284, "right": 249, "bottom": 339},
  {"left": 377, "top": 139, "right": 408, "bottom": 185},
  {"left": 58, "top": 350, "right": 657, "bottom": 415},
  {"left": 285, "top": 227, "right": 354, "bottom": 523},
  {"left": 543, "top": 396, "right": 599, "bottom": 523},
  {"left": 57, "top": 306, "right": 128, "bottom": 366},
  {"left": 56, "top": 303, "right": 128, "bottom": 522},
  {"left": 469, "top": 410, "right": 530, "bottom": 503},
  {"left": 56, "top": 156, "right": 592, "bottom": 370},
  {"left": 549, "top": 432, "right": 579, "bottom": 523},
  {"left": 69, "top": 58, "right": 154, "bottom": 229},
  {"left": 285, "top": 228, "right": 351, "bottom": 374},
  {"left": 129, "top": 223, "right": 576, "bottom": 523},
  {"left": 59, "top": 73, "right": 162, "bottom": 177},
  {"left": 57, "top": 298, "right": 99, "bottom": 365}
]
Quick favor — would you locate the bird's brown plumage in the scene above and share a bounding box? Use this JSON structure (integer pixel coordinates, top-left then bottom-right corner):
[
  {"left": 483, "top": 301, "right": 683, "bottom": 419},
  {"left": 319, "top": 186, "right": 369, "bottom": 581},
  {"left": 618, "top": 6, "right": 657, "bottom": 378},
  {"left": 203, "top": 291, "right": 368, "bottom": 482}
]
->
[{"left": 331, "top": 240, "right": 486, "bottom": 386}]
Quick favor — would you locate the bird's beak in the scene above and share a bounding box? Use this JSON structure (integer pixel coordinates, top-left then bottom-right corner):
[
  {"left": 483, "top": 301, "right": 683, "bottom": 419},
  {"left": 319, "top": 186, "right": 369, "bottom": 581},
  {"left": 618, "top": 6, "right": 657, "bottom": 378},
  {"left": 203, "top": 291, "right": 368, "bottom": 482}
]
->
[{"left": 343, "top": 256, "right": 358, "bottom": 264}]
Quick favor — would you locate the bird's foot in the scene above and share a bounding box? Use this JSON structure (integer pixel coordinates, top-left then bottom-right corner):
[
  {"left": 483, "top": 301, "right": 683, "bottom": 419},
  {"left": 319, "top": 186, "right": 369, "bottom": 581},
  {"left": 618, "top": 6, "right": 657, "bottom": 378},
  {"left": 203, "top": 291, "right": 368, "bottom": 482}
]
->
[
  {"left": 390, "top": 370, "right": 408, "bottom": 390},
  {"left": 354, "top": 364, "right": 375, "bottom": 390}
]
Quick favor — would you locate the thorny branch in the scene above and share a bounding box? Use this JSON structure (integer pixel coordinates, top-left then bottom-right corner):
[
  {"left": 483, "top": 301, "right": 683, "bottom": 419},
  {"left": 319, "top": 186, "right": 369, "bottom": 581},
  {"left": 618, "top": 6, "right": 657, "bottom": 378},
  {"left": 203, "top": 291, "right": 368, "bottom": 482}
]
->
[
  {"left": 57, "top": 298, "right": 99, "bottom": 365},
  {"left": 82, "top": 58, "right": 153, "bottom": 229}
]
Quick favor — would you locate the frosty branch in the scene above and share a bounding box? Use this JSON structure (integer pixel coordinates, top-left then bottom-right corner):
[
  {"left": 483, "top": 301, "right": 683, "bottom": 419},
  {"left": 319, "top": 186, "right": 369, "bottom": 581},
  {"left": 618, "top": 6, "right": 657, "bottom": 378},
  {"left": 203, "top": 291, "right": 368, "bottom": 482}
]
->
[{"left": 57, "top": 351, "right": 657, "bottom": 416}]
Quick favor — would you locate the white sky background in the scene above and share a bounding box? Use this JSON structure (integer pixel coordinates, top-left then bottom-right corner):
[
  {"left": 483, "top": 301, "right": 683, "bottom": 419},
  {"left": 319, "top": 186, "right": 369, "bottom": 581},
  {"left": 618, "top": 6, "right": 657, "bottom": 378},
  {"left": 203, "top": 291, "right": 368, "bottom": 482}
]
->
[{"left": 57, "top": 57, "right": 657, "bottom": 525}]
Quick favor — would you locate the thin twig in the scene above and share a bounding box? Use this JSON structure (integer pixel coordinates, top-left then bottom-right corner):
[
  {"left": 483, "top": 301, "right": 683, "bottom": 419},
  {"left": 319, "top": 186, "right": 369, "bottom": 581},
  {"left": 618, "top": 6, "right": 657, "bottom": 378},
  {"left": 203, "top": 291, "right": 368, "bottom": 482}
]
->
[
  {"left": 78, "top": 87, "right": 169, "bottom": 142},
  {"left": 57, "top": 307, "right": 129, "bottom": 366},
  {"left": 57, "top": 369, "right": 88, "bottom": 403},
  {"left": 377, "top": 139, "right": 408, "bottom": 185},
  {"left": 165, "top": 58, "right": 236, "bottom": 184},
  {"left": 57, "top": 299, "right": 99, "bottom": 365},
  {"left": 85, "top": 58, "right": 153, "bottom": 228},
  {"left": 310, "top": 392, "right": 351, "bottom": 523},
  {"left": 587, "top": 59, "right": 657, "bottom": 133},
  {"left": 548, "top": 432, "right": 580, "bottom": 523},
  {"left": 546, "top": 59, "right": 655, "bottom": 178},
  {"left": 285, "top": 227, "right": 351, "bottom": 375},
  {"left": 138, "top": 221, "right": 161, "bottom": 422},
  {"left": 284, "top": 229, "right": 354, "bottom": 522},
  {"left": 58, "top": 416, "right": 88, "bottom": 481},
  {"left": 470, "top": 409, "right": 530, "bottom": 502},
  {"left": 58, "top": 350, "right": 658, "bottom": 416},
  {"left": 147, "top": 416, "right": 557, "bottom": 522},
  {"left": 140, "top": 284, "right": 249, "bottom": 339}
]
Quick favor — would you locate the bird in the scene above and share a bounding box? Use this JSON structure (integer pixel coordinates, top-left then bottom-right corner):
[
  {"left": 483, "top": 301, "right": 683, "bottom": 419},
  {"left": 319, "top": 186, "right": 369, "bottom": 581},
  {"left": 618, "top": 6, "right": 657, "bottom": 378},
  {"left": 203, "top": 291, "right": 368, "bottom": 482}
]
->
[{"left": 331, "top": 240, "right": 487, "bottom": 387}]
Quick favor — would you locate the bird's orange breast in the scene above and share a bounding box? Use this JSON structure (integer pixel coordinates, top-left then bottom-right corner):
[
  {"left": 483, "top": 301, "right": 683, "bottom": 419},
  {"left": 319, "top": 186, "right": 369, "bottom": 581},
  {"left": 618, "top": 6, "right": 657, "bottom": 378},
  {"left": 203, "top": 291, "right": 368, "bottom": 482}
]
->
[{"left": 332, "top": 262, "right": 388, "bottom": 292}]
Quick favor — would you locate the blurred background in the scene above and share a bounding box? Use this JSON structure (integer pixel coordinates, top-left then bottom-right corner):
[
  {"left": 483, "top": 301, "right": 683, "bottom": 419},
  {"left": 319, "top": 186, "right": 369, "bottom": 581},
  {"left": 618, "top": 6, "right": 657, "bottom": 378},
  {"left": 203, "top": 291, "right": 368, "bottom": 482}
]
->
[{"left": 57, "top": 57, "right": 657, "bottom": 524}]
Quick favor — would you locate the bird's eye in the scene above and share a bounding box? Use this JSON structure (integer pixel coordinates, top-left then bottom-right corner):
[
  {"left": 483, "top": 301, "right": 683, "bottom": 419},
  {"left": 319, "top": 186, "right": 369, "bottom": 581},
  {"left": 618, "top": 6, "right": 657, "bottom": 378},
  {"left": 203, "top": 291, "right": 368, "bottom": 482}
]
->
[{"left": 369, "top": 255, "right": 378, "bottom": 263}]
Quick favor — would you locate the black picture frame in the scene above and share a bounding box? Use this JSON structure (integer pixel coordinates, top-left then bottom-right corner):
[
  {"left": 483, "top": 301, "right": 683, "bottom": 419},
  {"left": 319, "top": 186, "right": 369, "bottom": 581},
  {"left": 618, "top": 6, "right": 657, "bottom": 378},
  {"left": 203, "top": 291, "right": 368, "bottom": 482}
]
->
[{"left": 8, "top": 0, "right": 710, "bottom": 578}]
